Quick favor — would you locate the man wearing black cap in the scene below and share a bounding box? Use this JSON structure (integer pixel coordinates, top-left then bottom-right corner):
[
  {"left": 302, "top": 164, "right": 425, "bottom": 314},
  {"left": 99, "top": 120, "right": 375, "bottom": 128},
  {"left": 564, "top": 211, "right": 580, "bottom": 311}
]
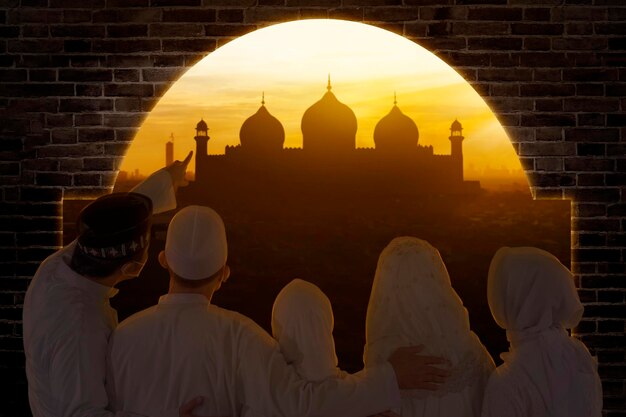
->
[{"left": 23, "top": 154, "right": 198, "bottom": 417}]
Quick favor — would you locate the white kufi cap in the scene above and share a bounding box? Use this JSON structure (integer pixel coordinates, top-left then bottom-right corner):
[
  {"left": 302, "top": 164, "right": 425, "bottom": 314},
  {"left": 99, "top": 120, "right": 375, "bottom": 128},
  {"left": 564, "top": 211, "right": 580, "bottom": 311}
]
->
[{"left": 165, "top": 205, "right": 227, "bottom": 280}]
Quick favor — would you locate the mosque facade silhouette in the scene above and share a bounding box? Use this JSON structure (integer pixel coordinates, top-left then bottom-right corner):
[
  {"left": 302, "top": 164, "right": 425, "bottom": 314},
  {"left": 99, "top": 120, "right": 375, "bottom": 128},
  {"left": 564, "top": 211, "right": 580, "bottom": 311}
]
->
[{"left": 187, "top": 79, "right": 480, "bottom": 198}]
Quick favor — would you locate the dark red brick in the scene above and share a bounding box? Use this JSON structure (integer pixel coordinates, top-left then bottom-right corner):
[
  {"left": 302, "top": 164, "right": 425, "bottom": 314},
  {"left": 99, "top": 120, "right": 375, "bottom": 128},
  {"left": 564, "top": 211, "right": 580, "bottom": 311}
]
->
[
  {"left": 521, "top": 83, "right": 576, "bottom": 97},
  {"left": 59, "top": 98, "right": 113, "bottom": 112},
  {"left": 468, "top": 7, "right": 522, "bottom": 20},
  {"left": 215, "top": 9, "right": 245, "bottom": 23},
  {"left": 59, "top": 69, "right": 112, "bottom": 82},
  {"left": 107, "top": 24, "right": 148, "bottom": 38},
  {"left": 575, "top": 173, "right": 603, "bottom": 187},
  {"left": 565, "top": 128, "right": 620, "bottom": 143},
  {"left": 468, "top": 37, "right": 522, "bottom": 50},
  {"left": 578, "top": 113, "right": 606, "bottom": 127},
  {"left": 568, "top": 188, "right": 621, "bottom": 204},
  {"left": 104, "top": 84, "right": 154, "bottom": 97},
  {"left": 565, "top": 158, "right": 615, "bottom": 172},
  {"left": 204, "top": 24, "right": 256, "bottom": 37},
  {"left": 93, "top": 8, "right": 161, "bottom": 23},
  {"left": 608, "top": 204, "right": 626, "bottom": 216},
  {"left": 162, "top": 38, "right": 216, "bottom": 53},
  {"left": 50, "top": 25, "right": 105, "bottom": 38},
  {"left": 82, "top": 157, "right": 116, "bottom": 170},
  {"left": 77, "top": 128, "right": 115, "bottom": 142},
  {"left": 364, "top": 7, "right": 420, "bottom": 21},
  {"left": 162, "top": 8, "right": 216, "bottom": 23},
  {"left": 150, "top": 23, "right": 204, "bottom": 37},
  {"left": 151, "top": 0, "right": 200, "bottom": 5},
  {"left": 577, "top": 144, "right": 606, "bottom": 157},
  {"left": 92, "top": 39, "right": 160, "bottom": 53},
  {"left": 113, "top": 69, "right": 140, "bottom": 83}
]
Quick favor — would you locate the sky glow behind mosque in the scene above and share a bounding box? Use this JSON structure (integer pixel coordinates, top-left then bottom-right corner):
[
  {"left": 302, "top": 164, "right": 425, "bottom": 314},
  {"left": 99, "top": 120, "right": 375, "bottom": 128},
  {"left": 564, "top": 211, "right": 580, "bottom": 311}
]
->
[{"left": 119, "top": 20, "right": 526, "bottom": 185}]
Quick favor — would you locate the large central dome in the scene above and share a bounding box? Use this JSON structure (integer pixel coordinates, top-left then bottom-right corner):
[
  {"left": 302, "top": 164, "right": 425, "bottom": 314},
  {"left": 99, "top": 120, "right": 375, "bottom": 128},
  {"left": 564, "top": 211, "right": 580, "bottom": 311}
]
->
[{"left": 301, "top": 77, "right": 357, "bottom": 153}]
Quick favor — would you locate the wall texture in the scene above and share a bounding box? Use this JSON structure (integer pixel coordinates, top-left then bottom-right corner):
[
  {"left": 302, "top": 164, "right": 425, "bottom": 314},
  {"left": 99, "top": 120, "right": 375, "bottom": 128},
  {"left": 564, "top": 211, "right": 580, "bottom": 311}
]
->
[{"left": 0, "top": 0, "right": 624, "bottom": 415}]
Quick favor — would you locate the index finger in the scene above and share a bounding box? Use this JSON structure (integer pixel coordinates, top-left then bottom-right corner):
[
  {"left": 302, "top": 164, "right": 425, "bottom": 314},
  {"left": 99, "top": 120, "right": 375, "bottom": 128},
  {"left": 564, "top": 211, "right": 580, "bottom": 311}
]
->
[{"left": 182, "top": 150, "right": 193, "bottom": 166}]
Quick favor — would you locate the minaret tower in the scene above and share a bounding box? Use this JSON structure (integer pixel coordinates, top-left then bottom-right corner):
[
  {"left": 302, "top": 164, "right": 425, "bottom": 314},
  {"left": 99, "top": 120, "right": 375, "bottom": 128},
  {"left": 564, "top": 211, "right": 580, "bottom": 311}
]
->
[
  {"left": 449, "top": 119, "right": 464, "bottom": 182},
  {"left": 165, "top": 133, "right": 174, "bottom": 167},
  {"left": 194, "top": 119, "right": 209, "bottom": 182}
]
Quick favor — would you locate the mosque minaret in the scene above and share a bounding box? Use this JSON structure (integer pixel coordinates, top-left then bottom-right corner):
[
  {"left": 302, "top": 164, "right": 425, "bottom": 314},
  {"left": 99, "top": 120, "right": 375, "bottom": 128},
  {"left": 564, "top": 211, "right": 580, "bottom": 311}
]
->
[
  {"left": 194, "top": 118, "right": 209, "bottom": 180},
  {"left": 449, "top": 119, "right": 465, "bottom": 182}
]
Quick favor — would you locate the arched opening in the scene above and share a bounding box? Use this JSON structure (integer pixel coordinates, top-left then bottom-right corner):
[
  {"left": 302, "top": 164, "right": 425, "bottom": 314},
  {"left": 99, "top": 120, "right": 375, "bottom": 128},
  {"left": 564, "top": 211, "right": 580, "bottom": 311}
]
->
[{"left": 64, "top": 20, "right": 571, "bottom": 371}]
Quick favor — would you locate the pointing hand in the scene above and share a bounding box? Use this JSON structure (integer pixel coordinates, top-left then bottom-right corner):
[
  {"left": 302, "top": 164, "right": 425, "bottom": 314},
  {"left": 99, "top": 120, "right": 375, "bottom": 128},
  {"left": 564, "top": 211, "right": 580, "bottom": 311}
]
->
[{"left": 166, "top": 151, "right": 193, "bottom": 191}]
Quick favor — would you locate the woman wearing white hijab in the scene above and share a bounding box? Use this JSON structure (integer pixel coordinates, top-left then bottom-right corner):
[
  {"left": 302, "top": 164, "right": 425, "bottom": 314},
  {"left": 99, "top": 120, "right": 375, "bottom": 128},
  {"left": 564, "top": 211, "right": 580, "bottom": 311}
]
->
[
  {"left": 364, "top": 237, "right": 495, "bottom": 417},
  {"left": 482, "top": 247, "right": 602, "bottom": 417},
  {"left": 271, "top": 278, "right": 346, "bottom": 382}
]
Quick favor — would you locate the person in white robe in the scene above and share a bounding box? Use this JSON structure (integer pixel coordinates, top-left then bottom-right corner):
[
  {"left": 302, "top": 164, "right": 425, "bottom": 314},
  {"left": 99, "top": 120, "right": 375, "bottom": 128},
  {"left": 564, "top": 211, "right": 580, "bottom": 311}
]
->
[
  {"left": 23, "top": 152, "right": 197, "bottom": 417},
  {"left": 364, "top": 237, "right": 495, "bottom": 417},
  {"left": 272, "top": 279, "right": 403, "bottom": 417},
  {"left": 108, "top": 206, "right": 451, "bottom": 417},
  {"left": 481, "top": 246, "right": 603, "bottom": 417},
  {"left": 271, "top": 278, "right": 346, "bottom": 383}
]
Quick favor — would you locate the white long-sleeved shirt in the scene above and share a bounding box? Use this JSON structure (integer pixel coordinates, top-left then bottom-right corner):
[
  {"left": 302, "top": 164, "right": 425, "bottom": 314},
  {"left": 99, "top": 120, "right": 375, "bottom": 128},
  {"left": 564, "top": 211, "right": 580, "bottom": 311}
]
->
[
  {"left": 108, "top": 293, "right": 401, "bottom": 417},
  {"left": 23, "top": 168, "right": 176, "bottom": 417}
]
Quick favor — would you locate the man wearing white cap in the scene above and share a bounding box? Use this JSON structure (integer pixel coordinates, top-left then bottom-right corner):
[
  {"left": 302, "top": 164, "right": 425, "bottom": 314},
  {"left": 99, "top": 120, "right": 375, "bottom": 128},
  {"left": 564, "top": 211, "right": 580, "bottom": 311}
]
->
[
  {"left": 108, "top": 205, "right": 450, "bottom": 417},
  {"left": 23, "top": 153, "right": 205, "bottom": 417}
]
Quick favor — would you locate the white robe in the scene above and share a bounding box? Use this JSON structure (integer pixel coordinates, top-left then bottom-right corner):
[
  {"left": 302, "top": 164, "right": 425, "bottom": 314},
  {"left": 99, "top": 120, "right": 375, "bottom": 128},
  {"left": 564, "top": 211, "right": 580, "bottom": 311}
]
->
[
  {"left": 23, "top": 168, "right": 176, "bottom": 417},
  {"left": 107, "top": 293, "right": 401, "bottom": 417},
  {"left": 482, "top": 247, "right": 603, "bottom": 417},
  {"left": 364, "top": 237, "right": 495, "bottom": 417}
]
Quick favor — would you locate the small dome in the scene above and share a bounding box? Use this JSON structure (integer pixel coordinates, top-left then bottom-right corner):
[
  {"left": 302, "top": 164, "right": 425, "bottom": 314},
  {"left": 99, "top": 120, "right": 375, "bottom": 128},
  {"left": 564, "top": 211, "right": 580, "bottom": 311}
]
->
[
  {"left": 239, "top": 103, "right": 285, "bottom": 152},
  {"left": 374, "top": 104, "right": 419, "bottom": 151},
  {"left": 301, "top": 78, "right": 357, "bottom": 152},
  {"left": 196, "top": 119, "right": 208, "bottom": 131},
  {"left": 451, "top": 119, "right": 462, "bottom": 131}
]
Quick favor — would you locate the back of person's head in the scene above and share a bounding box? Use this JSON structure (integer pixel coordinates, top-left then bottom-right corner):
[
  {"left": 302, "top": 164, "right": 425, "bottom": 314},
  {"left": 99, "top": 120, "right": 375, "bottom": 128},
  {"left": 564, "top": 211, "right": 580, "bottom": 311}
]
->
[
  {"left": 71, "top": 192, "right": 153, "bottom": 278},
  {"left": 487, "top": 246, "right": 583, "bottom": 333},
  {"left": 163, "top": 205, "right": 228, "bottom": 285},
  {"left": 272, "top": 279, "right": 339, "bottom": 382}
]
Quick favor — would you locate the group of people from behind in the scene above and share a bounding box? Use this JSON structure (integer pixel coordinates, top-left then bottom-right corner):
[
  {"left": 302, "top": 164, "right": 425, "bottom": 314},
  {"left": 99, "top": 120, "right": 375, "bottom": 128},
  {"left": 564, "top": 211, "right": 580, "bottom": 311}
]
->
[
  {"left": 23, "top": 159, "right": 602, "bottom": 417},
  {"left": 271, "top": 239, "right": 603, "bottom": 417}
]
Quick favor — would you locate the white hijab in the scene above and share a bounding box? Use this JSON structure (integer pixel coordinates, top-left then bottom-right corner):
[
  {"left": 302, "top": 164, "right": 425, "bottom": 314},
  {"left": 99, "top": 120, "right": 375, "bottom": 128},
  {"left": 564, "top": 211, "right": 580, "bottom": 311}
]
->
[
  {"left": 271, "top": 279, "right": 343, "bottom": 382},
  {"left": 487, "top": 247, "right": 602, "bottom": 417},
  {"left": 365, "top": 237, "right": 493, "bottom": 399}
]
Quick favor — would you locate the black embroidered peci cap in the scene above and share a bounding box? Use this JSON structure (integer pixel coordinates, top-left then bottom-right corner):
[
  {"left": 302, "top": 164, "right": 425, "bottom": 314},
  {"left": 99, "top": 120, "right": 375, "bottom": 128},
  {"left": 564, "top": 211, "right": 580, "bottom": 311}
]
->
[{"left": 76, "top": 192, "right": 153, "bottom": 259}]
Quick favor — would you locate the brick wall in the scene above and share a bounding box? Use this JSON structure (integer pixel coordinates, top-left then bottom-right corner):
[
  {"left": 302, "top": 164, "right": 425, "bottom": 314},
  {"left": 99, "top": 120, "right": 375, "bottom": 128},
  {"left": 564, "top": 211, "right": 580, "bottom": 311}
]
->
[{"left": 1, "top": 0, "right": 624, "bottom": 415}]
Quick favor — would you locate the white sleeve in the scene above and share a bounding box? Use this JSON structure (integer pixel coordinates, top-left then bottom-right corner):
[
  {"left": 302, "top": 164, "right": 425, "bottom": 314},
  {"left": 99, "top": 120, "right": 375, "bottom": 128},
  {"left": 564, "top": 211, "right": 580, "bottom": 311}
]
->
[
  {"left": 237, "top": 319, "right": 401, "bottom": 417},
  {"left": 130, "top": 169, "right": 176, "bottom": 214},
  {"left": 49, "top": 307, "right": 144, "bottom": 417}
]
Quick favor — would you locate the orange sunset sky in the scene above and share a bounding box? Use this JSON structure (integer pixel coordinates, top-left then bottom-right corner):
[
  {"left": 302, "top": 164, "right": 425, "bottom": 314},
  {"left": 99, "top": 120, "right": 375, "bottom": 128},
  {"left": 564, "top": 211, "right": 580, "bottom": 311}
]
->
[{"left": 119, "top": 20, "right": 527, "bottom": 185}]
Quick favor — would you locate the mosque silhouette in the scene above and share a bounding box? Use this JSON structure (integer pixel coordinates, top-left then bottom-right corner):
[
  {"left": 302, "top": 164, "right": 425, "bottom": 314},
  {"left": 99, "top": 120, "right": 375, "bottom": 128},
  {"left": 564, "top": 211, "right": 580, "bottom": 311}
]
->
[{"left": 185, "top": 78, "right": 480, "bottom": 202}]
